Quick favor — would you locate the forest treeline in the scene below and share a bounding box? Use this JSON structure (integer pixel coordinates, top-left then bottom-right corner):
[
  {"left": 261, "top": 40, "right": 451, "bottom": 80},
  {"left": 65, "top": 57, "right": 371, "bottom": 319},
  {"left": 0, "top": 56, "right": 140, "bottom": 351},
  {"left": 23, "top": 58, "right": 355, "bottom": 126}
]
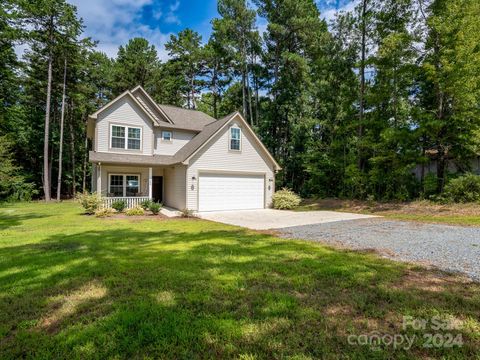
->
[{"left": 1, "top": 0, "right": 480, "bottom": 202}]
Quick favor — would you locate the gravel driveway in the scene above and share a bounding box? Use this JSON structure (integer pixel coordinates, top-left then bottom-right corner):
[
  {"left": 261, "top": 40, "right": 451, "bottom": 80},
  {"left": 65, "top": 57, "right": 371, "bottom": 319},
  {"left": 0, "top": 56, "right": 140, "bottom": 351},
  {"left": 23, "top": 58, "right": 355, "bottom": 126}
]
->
[{"left": 278, "top": 218, "right": 480, "bottom": 281}]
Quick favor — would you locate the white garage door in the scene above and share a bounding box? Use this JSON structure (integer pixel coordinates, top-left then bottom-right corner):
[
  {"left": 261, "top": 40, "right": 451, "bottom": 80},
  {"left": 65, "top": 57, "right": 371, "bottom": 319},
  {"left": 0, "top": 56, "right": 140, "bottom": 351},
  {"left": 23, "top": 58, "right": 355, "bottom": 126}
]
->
[{"left": 198, "top": 173, "right": 265, "bottom": 211}]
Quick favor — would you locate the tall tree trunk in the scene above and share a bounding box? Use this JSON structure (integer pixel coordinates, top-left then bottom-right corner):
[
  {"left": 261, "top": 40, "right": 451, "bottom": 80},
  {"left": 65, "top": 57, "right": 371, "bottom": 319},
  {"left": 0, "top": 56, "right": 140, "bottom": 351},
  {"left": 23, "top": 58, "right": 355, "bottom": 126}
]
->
[
  {"left": 436, "top": 150, "right": 446, "bottom": 193},
  {"left": 255, "top": 82, "right": 259, "bottom": 126},
  {"left": 212, "top": 64, "right": 218, "bottom": 119},
  {"left": 69, "top": 100, "right": 76, "bottom": 197},
  {"left": 190, "top": 73, "right": 196, "bottom": 109},
  {"left": 242, "top": 69, "right": 247, "bottom": 120},
  {"left": 43, "top": 49, "right": 53, "bottom": 201},
  {"left": 358, "top": 0, "right": 367, "bottom": 172},
  {"left": 213, "top": 93, "right": 218, "bottom": 119},
  {"left": 246, "top": 60, "right": 253, "bottom": 125},
  {"left": 56, "top": 58, "right": 67, "bottom": 201},
  {"left": 248, "top": 82, "right": 254, "bottom": 126},
  {"left": 433, "top": 28, "right": 446, "bottom": 194}
]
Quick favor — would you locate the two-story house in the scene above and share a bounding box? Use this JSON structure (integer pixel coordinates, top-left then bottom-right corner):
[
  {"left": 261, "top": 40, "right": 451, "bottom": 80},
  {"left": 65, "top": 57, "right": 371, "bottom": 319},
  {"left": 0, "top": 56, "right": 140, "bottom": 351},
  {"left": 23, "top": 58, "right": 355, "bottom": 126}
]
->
[{"left": 87, "top": 86, "right": 281, "bottom": 211}]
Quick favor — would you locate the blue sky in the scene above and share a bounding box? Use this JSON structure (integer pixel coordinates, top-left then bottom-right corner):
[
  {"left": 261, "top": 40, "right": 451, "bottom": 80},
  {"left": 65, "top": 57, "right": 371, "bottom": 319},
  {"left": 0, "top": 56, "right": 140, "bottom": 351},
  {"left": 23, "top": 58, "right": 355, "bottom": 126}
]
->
[{"left": 67, "top": 0, "right": 356, "bottom": 60}]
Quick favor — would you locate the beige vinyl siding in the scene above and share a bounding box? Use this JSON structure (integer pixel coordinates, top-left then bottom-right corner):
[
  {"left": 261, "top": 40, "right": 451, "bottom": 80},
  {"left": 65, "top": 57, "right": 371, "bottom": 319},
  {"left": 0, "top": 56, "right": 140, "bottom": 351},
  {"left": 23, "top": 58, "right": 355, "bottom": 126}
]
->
[
  {"left": 96, "top": 96, "right": 154, "bottom": 155},
  {"left": 164, "top": 165, "right": 187, "bottom": 209},
  {"left": 186, "top": 120, "right": 275, "bottom": 211},
  {"left": 99, "top": 165, "right": 150, "bottom": 196},
  {"left": 154, "top": 129, "right": 196, "bottom": 156}
]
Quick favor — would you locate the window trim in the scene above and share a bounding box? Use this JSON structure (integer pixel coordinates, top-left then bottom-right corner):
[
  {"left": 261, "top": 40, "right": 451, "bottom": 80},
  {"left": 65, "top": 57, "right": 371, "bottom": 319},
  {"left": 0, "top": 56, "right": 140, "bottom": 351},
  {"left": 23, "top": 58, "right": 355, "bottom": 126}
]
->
[
  {"left": 109, "top": 123, "right": 142, "bottom": 151},
  {"left": 108, "top": 173, "right": 141, "bottom": 197},
  {"left": 161, "top": 130, "right": 173, "bottom": 142},
  {"left": 229, "top": 126, "right": 242, "bottom": 152}
]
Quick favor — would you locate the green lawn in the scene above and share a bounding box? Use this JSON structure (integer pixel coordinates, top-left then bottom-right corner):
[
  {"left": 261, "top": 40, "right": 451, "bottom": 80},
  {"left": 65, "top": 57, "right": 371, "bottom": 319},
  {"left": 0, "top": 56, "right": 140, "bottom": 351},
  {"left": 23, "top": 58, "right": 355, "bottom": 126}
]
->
[
  {"left": 297, "top": 199, "right": 480, "bottom": 227},
  {"left": 0, "top": 202, "right": 479, "bottom": 359}
]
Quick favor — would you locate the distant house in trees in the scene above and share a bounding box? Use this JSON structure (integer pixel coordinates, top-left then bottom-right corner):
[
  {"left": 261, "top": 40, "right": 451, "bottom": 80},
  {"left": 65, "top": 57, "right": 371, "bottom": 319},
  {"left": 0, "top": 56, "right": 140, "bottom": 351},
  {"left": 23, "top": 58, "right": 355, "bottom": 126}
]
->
[{"left": 413, "top": 149, "right": 480, "bottom": 180}]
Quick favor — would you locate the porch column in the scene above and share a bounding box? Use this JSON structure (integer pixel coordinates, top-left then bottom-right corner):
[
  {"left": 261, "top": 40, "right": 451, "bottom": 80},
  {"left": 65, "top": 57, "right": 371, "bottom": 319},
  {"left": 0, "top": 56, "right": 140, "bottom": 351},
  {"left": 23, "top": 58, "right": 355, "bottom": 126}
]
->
[
  {"left": 148, "top": 167, "right": 153, "bottom": 199},
  {"left": 96, "top": 163, "right": 102, "bottom": 196}
]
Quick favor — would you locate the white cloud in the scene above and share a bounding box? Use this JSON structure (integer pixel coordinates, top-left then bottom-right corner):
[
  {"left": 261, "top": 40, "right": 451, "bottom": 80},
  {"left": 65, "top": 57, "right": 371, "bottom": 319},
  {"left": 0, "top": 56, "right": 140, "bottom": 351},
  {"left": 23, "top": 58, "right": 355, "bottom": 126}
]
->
[
  {"left": 163, "top": 0, "right": 181, "bottom": 25},
  {"left": 319, "top": 0, "right": 358, "bottom": 24},
  {"left": 152, "top": 9, "right": 163, "bottom": 20},
  {"left": 164, "top": 13, "right": 180, "bottom": 25},
  {"left": 169, "top": 0, "right": 180, "bottom": 12},
  {"left": 69, "top": 0, "right": 174, "bottom": 60}
]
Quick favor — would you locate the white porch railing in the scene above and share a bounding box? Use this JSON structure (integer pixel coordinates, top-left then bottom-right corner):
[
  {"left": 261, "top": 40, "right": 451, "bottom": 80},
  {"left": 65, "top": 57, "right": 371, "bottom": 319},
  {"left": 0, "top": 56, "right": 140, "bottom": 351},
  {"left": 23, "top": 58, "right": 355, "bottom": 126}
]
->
[{"left": 102, "top": 196, "right": 151, "bottom": 209}]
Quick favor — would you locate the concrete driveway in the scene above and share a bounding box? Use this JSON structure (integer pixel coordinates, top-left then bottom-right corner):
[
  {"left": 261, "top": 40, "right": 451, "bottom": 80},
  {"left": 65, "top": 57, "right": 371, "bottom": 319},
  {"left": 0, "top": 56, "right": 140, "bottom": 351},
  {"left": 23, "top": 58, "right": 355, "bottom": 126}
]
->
[{"left": 197, "top": 209, "right": 377, "bottom": 230}]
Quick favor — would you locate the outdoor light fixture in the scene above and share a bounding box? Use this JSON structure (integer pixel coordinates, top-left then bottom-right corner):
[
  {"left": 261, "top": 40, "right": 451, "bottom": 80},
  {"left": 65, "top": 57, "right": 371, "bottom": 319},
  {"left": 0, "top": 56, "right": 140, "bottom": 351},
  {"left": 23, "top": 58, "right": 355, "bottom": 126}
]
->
[{"left": 192, "top": 176, "right": 196, "bottom": 181}]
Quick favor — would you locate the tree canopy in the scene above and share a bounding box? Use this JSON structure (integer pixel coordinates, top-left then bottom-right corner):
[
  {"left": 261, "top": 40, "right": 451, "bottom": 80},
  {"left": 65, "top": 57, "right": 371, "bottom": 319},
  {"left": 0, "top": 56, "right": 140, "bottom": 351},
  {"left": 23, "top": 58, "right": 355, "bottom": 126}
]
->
[{"left": 1, "top": 0, "right": 480, "bottom": 202}]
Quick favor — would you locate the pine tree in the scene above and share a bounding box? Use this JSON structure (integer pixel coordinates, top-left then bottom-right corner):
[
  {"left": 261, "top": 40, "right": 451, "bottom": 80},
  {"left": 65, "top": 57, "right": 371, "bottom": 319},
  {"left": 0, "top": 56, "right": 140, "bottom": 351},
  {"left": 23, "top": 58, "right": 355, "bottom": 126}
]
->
[
  {"left": 113, "top": 37, "right": 158, "bottom": 95},
  {"left": 213, "top": 0, "right": 258, "bottom": 122},
  {"left": 165, "top": 29, "right": 205, "bottom": 109},
  {"left": 256, "top": 0, "right": 330, "bottom": 191},
  {"left": 201, "top": 36, "right": 232, "bottom": 118},
  {"left": 418, "top": 0, "right": 480, "bottom": 192}
]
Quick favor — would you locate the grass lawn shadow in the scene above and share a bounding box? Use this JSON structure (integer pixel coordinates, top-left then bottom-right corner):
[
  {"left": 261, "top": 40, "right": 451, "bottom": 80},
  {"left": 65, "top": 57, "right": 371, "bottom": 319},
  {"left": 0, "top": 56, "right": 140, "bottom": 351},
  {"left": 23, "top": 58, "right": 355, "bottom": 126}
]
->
[{"left": 0, "top": 202, "right": 479, "bottom": 359}]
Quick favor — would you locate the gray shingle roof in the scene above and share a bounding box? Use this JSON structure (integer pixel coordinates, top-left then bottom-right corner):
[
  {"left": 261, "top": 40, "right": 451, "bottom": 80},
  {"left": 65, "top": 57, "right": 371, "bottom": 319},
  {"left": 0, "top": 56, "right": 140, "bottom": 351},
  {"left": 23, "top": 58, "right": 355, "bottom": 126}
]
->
[
  {"left": 157, "top": 105, "right": 217, "bottom": 131},
  {"left": 89, "top": 151, "right": 175, "bottom": 166}
]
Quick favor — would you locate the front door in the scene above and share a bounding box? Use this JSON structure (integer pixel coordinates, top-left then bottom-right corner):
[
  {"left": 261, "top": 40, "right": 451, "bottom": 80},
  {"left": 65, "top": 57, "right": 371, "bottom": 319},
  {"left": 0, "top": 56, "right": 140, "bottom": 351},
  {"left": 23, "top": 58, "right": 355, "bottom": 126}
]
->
[{"left": 152, "top": 176, "right": 163, "bottom": 203}]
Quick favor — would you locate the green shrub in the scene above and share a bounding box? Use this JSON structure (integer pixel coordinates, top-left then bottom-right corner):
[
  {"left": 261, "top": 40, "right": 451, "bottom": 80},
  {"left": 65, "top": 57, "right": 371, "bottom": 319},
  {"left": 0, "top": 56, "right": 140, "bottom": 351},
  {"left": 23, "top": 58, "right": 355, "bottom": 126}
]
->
[
  {"left": 0, "top": 135, "right": 38, "bottom": 202},
  {"left": 441, "top": 173, "right": 480, "bottom": 203},
  {"left": 180, "top": 208, "right": 195, "bottom": 218},
  {"left": 272, "top": 188, "right": 301, "bottom": 210},
  {"left": 111, "top": 200, "right": 127, "bottom": 212},
  {"left": 125, "top": 206, "right": 145, "bottom": 216},
  {"left": 149, "top": 202, "right": 162, "bottom": 215},
  {"left": 75, "top": 192, "right": 103, "bottom": 215},
  {"left": 95, "top": 208, "right": 115, "bottom": 217},
  {"left": 140, "top": 199, "right": 153, "bottom": 210},
  {"left": 6, "top": 181, "right": 38, "bottom": 202}
]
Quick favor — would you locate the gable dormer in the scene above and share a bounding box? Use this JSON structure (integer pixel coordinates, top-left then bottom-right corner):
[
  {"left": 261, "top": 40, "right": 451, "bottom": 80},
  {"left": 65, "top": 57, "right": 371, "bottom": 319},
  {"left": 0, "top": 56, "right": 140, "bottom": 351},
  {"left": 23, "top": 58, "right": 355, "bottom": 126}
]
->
[{"left": 130, "top": 86, "right": 173, "bottom": 125}]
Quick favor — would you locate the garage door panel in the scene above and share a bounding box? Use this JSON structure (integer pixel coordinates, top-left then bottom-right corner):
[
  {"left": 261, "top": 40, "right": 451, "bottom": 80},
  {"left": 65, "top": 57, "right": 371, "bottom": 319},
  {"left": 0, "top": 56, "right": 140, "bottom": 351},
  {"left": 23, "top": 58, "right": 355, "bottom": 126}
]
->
[{"left": 199, "top": 173, "right": 264, "bottom": 211}]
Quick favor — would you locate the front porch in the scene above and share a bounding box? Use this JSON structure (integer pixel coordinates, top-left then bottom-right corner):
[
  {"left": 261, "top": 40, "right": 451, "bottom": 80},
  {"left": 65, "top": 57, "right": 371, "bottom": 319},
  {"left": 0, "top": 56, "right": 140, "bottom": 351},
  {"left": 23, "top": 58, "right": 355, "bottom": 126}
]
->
[
  {"left": 92, "top": 164, "right": 165, "bottom": 208},
  {"left": 102, "top": 196, "right": 152, "bottom": 209}
]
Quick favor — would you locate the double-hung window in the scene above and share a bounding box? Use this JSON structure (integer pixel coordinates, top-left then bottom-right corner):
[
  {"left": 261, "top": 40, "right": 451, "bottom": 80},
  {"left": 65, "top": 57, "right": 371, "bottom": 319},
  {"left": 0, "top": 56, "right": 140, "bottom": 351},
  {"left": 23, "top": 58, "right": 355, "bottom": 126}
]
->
[
  {"left": 128, "top": 128, "right": 141, "bottom": 149},
  {"left": 111, "top": 126, "right": 125, "bottom": 149},
  {"left": 111, "top": 125, "right": 142, "bottom": 150},
  {"left": 126, "top": 175, "right": 139, "bottom": 196},
  {"left": 162, "top": 131, "right": 172, "bottom": 141},
  {"left": 109, "top": 175, "right": 124, "bottom": 196},
  {"left": 109, "top": 174, "right": 140, "bottom": 197},
  {"left": 230, "top": 127, "right": 241, "bottom": 151}
]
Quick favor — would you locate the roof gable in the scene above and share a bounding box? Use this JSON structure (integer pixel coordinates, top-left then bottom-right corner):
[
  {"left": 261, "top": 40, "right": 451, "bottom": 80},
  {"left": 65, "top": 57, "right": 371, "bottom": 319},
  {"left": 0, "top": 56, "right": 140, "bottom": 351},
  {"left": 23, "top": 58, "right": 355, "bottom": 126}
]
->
[
  {"left": 172, "top": 113, "right": 236, "bottom": 163},
  {"left": 89, "top": 90, "right": 158, "bottom": 126},
  {"left": 175, "top": 112, "right": 281, "bottom": 170}
]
